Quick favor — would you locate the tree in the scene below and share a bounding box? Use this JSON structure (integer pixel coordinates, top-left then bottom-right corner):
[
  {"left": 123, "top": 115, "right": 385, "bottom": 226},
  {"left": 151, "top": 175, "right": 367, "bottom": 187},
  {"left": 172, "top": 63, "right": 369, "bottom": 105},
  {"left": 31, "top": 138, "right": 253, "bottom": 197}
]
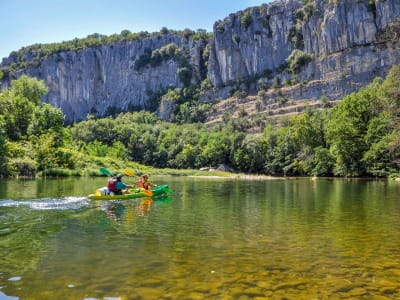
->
[
  {"left": 289, "top": 111, "right": 326, "bottom": 175},
  {"left": 378, "top": 64, "right": 400, "bottom": 115},
  {"left": 28, "top": 103, "right": 65, "bottom": 144},
  {"left": 0, "top": 117, "right": 7, "bottom": 175},
  {"left": 198, "top": 127, "right": 231, "bottom": 167},
  {"left": 11, "top": 74, "right": 47, "bottom": 106},
  {"left": 325, "top": 79, "right": 381, "bottom": 176},
  {"left": 0, "top": 75, "right": 49, "bottom": 140},
  {"left": 312, "top": 146, "right": 334, "bottom": 176},
  {"left": 234, "top": 134, "right": 264, "bottom": 173}
]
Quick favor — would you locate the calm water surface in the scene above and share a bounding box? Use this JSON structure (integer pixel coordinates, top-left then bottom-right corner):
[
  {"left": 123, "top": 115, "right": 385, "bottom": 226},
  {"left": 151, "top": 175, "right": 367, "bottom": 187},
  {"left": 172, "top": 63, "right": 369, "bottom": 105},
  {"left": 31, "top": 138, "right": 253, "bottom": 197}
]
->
[{"left": 0, "top": 176, "right": 399, "bottom": 299}]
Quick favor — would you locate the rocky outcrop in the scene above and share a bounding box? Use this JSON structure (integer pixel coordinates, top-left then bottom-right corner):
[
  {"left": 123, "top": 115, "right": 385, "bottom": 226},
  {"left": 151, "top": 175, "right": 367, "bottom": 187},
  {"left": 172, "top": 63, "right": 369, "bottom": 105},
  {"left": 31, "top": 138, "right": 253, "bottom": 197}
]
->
[
  {"left": 1, "top": 34, "right": 206, "bottom": 123},
  {"left": 207, "top": 0, "right": 400, "bottom": 103},
  {"left": 1, "top": 0, "right": 400, "bottom": 123}
]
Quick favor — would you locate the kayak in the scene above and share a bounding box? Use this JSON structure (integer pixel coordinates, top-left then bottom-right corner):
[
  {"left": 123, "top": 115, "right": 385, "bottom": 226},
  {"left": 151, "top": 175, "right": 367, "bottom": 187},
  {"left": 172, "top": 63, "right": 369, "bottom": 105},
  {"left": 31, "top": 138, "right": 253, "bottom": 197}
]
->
[
  {"left": 151, "top": 185, "right": 173, "bottom": 197},
  {"left": 88, "top": 185, "right": 172, "bottom": 200}
]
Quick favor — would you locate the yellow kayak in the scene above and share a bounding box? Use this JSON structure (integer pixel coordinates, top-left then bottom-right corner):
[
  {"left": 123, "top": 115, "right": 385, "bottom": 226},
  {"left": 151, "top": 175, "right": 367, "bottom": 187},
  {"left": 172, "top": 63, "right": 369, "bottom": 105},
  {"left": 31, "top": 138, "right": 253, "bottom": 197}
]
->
[{"left": 88, "top": 185, "right": 172, "bottom": 200}]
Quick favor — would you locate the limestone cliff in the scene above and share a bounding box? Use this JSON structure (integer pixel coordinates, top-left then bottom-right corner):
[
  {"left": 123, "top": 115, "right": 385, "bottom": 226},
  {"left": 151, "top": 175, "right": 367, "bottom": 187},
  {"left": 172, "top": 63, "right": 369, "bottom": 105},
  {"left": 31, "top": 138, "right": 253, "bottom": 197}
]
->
[
  {"left": 1, "top": 0, "right": 399, "bottom": 123},
  {"left": 207, "top": 0, "right": 400, "bottom": 103},
  {"left": 1, "top": 34, "right": 207, "bottom": 122}
]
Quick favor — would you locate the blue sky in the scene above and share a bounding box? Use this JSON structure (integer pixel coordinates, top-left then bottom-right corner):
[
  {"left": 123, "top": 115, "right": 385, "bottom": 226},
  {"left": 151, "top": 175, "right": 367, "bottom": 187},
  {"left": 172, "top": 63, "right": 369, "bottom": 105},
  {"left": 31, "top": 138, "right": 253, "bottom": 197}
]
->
[{"left": 0, "top": 0, "right": 271, "bottom": 60}]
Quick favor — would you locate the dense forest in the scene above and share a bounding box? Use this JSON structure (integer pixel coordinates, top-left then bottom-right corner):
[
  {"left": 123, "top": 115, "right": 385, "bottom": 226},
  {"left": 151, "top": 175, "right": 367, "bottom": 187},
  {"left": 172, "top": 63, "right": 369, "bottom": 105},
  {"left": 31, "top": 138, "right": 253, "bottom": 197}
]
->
[{"left": 0, "top": 65, "right": 399, "bottom": 178}]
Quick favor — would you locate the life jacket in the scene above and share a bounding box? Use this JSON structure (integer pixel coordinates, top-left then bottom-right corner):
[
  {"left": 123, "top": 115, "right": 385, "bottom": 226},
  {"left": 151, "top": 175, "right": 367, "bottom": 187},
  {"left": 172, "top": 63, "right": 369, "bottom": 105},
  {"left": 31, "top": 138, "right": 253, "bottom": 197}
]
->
[
  {"left": 107, "top": 178, "right": 117, "bottom": 192},
  {"left": 137, "top": 178, "right": 145, "bottom": 189}
]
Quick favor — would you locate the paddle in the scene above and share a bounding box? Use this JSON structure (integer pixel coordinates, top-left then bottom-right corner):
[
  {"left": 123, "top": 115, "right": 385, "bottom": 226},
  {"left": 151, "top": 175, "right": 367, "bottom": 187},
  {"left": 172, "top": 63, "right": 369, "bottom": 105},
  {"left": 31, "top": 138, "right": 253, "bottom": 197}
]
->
[
  {"left": 124, "top": 168, "right": 136, "bottom": 177},
  {"left": 100, "top": 167, "right": 114, "bottom": 177},
  {"left": 142, "top": 189, "right": 153, "bottom": 197}
]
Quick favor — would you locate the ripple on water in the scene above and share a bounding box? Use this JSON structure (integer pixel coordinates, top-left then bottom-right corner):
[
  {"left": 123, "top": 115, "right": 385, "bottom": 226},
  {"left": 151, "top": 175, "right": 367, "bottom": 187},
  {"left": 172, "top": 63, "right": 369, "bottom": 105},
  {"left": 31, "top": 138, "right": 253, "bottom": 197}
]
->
[{"left": 8, "top": 277, "right": 21, "bottom": 281}]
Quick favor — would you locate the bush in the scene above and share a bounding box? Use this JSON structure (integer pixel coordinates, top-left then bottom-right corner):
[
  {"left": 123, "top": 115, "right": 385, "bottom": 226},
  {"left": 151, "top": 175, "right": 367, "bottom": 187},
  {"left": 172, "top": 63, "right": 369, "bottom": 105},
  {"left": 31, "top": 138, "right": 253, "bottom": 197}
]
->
[
  {"left": 286, "top": 50, "right": 315, "bottom": 74},
  {"left": 241, "top": 9, "right": 252, "bottom": 30}
]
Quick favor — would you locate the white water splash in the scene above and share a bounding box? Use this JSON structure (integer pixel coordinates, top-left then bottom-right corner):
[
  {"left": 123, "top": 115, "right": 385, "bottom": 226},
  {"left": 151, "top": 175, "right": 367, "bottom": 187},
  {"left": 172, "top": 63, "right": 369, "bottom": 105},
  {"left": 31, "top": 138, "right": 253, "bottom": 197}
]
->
[{"left": 0, "top": 197, "right": 90, "bottom": 210}]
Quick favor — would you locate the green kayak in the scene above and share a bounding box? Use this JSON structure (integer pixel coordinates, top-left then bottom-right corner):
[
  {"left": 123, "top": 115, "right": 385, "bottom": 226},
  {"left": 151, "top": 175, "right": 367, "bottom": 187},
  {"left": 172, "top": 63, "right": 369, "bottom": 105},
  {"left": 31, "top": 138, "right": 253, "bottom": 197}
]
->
[{"left": 88, "top": 185, "right": 172, "bottom": 200}]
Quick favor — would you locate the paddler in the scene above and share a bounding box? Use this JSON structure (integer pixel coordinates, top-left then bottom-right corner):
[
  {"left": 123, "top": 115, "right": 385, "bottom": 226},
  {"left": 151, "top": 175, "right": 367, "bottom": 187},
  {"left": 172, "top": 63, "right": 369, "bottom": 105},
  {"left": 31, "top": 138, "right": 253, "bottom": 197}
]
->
[
  {"left": 138, "top": 174, "right": 155, "bottom": 190},
  {"left": 108, "top": 174, "right": 134, "bottom": 195}
]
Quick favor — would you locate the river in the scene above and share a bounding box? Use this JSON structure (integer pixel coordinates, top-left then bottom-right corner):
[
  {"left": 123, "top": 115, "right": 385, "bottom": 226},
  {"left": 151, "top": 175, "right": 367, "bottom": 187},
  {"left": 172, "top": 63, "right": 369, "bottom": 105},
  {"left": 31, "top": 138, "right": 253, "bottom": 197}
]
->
[{"left": 0, "top": 176, "right": 399, "bottom": 299}]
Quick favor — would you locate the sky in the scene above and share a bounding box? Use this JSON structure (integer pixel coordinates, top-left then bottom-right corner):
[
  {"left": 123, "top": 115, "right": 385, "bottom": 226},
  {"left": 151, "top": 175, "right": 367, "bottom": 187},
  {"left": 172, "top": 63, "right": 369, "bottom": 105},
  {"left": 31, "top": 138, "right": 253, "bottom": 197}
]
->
[{"left": 0, "top": 0, "right": 271, "bottom": 61}]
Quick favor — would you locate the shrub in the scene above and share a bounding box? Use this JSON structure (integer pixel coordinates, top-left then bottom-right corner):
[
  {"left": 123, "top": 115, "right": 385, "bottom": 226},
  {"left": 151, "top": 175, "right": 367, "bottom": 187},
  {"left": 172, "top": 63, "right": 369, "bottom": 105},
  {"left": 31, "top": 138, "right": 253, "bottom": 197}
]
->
[
  {"left": 241, "top": 9, "right": 252, "bottom": 30},
  {"left": 286, "top": 50, "right": 315, "bottom": 74}
]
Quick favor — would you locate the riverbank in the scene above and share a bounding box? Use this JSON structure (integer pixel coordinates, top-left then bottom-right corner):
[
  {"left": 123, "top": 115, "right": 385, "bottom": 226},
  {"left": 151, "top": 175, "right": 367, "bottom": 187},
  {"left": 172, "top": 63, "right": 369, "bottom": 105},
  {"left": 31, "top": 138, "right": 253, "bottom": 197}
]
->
[{"left": 25, "top": 165, "right": 400, "bottom": 182}]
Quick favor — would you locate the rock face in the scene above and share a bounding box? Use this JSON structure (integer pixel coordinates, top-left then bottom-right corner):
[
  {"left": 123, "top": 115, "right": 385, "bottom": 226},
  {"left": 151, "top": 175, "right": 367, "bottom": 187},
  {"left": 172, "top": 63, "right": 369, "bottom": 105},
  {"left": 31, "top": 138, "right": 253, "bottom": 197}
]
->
[
  {"left": 207, "top": 0, "right": 400, "bottom": 101},
  {"left": 1, "top": 0, "right": 400, "bottom": 123},
  {"left": 1, "top": 34, "right": 205, "bottom": 123}
]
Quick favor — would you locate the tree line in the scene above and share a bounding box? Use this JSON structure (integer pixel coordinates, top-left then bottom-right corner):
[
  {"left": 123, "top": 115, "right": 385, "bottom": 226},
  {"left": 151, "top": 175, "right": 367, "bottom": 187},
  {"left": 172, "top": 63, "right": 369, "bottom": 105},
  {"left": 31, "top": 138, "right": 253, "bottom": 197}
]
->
[{"left": 0, "top": 65, "right": 399, "bottom": 178}]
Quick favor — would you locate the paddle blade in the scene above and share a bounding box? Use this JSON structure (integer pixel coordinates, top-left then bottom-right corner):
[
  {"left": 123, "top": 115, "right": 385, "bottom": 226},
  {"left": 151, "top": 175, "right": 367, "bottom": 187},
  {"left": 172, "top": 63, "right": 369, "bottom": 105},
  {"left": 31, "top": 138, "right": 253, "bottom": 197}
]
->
[
  {"left": 100, "top": 167, "right": 114, "bottom": 177},
  {"left": 143, "top": 189, "right": 153, "bottom": 197},
  {"left": 124, "top": 168, "right": 135, "bottom": 177}
]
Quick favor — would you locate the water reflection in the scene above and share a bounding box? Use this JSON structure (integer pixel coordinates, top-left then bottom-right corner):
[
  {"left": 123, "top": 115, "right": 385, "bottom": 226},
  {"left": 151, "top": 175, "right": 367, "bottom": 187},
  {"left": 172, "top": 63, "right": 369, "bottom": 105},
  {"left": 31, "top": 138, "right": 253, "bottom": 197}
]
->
[
  {"left": 101, "top": 201, "right": 127, "bottom": 221},
  {"left": 98, "top": 196, "right": 172, "bottom": 223}
]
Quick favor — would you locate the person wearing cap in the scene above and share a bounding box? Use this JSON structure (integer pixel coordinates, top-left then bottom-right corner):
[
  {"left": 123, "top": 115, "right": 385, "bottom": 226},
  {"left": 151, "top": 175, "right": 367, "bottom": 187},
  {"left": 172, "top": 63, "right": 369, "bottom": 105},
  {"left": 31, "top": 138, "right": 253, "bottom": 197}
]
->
[
  {"left": 108, "top": 174, "right": 134, "bottom": 195},
  {"left": 138, "top": 174, "right": 155, "bottom": 190}
]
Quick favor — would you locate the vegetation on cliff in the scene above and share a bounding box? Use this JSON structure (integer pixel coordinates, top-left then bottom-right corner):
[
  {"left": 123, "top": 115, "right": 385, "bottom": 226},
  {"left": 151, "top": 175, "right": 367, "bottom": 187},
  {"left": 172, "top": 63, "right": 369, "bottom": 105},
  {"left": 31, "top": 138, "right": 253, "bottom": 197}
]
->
[
  {"left": 0, "top": 28, "right": 211, "bottom": 76},
  {"left": 0, "top": 65, "right": 399, "bottom": 178}
]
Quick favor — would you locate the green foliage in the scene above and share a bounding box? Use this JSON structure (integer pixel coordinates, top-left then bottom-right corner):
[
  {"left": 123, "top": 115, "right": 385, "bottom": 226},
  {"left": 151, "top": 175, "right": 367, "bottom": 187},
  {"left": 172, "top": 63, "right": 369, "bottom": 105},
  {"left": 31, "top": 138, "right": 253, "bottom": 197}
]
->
[
  {"left": 28, "top": 134, "right": 62, "bottom": 171},
  {"left": 216, "top": 22, "right": 225, "bottom": 33},
  {"left": 286, "top": 50, "right": 314, "bottom": 74},
  {"left": 241, "top": 9, "right": 253, "bottom": 30},
  {"left": 303, "top": 2, "right": 315, "bottom": 20},
  {"left": 0, "top": 117, "right": 7, "bottom": 175},
  {"left": 0, "top": 75, "right": 67, "bottom": 176},
  {"left": 134, "top": 43, "right": 193, "bottom": 88},
  {"left": 1, "top": 61, "right": 399, "bottom": 179},
  {"left": 234, "top": 134, "right": 264, "bottom": 173},
  {"left": 288, "top": 24, "right": 304, "bottom": 49},
  {"left": 28, "top": 103, "right": 65, "bottom": 141},
  {"left": 0, "top": 75, "right": 49, "bottom": 141},
  {"left": 178, "top": 66, "right": 192, "bottom": 87},
  {"left": 326, "top": 79, "right": 381, "bottom": 176},
  {"left": 312, "top": 146, "right": 334, "bottom": 176},
  {"left": 134, "top": 43, "right": 183, "bottom": 70},
  {"left": 145, "top": 87, "right": 168, "bottom": 112},
  {"left": 192, "top": 29, "right": 213, "bottom": 41},
  {"left": 134, "top": 47, "right": 152, "bottom": 70},
  {"left": 176, "top": 102, "right": 212, "bottom": 124}
]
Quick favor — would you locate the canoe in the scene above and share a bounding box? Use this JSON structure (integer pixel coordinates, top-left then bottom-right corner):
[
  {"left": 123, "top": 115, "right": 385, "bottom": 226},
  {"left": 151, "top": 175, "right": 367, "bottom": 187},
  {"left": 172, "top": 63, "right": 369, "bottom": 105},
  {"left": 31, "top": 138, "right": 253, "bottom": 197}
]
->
[{"left": 88, "top": 185, "right": 172, "bottom": 200}]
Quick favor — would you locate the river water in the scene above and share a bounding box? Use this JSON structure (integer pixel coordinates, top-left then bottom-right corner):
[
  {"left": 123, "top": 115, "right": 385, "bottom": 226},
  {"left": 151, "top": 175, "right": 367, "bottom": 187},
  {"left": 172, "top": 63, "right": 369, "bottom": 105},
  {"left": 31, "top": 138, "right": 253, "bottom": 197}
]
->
[{"left": 0, "top": 176, "right": 399, "bottom": 299}]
